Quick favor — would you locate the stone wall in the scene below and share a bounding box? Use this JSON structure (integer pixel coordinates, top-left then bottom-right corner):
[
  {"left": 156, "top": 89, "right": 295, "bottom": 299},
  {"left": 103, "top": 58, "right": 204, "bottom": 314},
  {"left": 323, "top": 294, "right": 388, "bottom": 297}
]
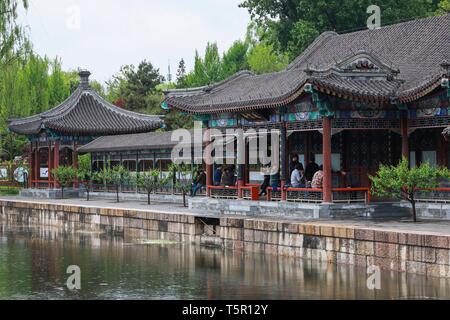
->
[
  {"left": 220, "top": 217, "right": 450, "bottom": 278},
  {"left": 189, "top": 198, "right": 412, "bottom": 219},
  {"left": 402, "top": 202, "right": 450, "bottom": 220},
  {"left": 189, "top": 197, "right": 324, "bottom": 218},
  {"left": 2, "top": 199, "right": 450, "bottom": 278}
]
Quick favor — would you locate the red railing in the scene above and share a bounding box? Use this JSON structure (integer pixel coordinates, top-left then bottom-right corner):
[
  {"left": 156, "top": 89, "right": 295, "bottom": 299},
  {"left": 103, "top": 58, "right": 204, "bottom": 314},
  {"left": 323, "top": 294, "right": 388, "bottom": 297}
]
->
[
  {"left": 266, "top": 187, "right": 282, "bottom": 201},
  {"left": 332, "top": 187, "right": 371, "bottom": 203},
  {"left": 286, "top": 187, "right": 324, "bottom": 203},
  {"left": 32, "top": 180, "right": 54, "bottom": 189},
  {"left": 266, "top": 186, "right": 370, "bottom": 203},
  {"left": 240, "top": 184, "right": 260, "bottom": 201},
  {"left": 208, "top": 185, "right": 239, "bottom": 199}
]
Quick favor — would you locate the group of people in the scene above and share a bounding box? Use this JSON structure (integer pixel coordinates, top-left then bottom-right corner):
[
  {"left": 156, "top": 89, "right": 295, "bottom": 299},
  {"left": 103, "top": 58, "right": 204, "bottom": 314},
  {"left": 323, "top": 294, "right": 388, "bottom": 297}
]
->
[
  {"left": 289, "top": 154, "right": 324, "bottom": 189},
  {"left": 191, "top": 154, "right": 353, "bottom": 198},
  {"left": 214, "top": 165, "right": 236, "bottom": 187},
  {"left": 190, "top": 165, "right": 238, "bottom": 197},
  {"left": 259, "top": 155, "right": 325, "bottom": 196}
]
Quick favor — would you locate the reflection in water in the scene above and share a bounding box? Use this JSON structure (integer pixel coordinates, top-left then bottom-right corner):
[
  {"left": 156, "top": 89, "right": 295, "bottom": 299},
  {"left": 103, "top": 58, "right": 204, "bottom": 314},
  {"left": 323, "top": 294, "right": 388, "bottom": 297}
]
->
[{"left": 1, "top": 222, "right": 450, "bottom": 300}]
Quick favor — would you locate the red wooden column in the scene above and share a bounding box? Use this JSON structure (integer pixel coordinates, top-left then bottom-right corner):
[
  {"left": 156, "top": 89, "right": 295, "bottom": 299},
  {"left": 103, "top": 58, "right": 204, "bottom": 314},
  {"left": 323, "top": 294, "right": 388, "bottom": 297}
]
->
[
  {"left": 244, "top": 141, "right": 250, "bottom": 184},
  {"left": 401, "top": 114, "right": 409, "bottom": 161},
  {"left": 280, "top": 125, "right": 287, "bottom": 201},
  {"left": 48, "top": 141, "right": 53, "bottom": 188},
  {"left": 322, "top": 117, "right": 332, "bottom": 203},
  {"left": 204, "top": 128, "right": 213, "bottom": 196},
  {"left": 34, "top": 143, "right": 39, "bottom": 188},
  {"left": 73, "top": 141, "right": 79, "bottom": 188},
  {"left": 29, "top": 142, "right": 35, "bottom": 187},
  {"left": 53, "top": 141, "right": 60, "bottom": 187},
  {"left": 237, "top": 130, "right": 245, "bottom": 199}
]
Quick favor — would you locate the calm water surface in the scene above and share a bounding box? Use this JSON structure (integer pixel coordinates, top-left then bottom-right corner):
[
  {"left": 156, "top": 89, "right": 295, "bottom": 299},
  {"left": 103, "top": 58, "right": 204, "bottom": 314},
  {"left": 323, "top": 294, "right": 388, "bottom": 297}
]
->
[{"left": 1, "top": 222, "right": 450, "bottom": 300}]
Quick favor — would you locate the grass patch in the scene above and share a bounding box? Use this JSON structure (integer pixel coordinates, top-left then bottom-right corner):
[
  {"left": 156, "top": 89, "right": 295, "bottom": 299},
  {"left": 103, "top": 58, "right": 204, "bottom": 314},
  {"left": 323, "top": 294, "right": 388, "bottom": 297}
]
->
[{"left": 0, "top": 186, "right": 21, "bottom": 196}]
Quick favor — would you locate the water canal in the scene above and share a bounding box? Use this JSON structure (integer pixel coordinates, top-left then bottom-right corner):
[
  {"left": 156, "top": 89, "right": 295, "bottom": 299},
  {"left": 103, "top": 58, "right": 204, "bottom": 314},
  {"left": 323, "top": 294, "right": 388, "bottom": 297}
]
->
[{"left": 1, "top": 222, "right": 450, "bottom": 300}]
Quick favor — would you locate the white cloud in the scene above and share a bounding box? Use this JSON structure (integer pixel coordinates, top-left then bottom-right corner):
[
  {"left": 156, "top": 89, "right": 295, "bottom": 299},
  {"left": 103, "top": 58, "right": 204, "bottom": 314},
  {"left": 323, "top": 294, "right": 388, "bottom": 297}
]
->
[{"left": 19, "top": 0, "right": 249, "bottom": 84}]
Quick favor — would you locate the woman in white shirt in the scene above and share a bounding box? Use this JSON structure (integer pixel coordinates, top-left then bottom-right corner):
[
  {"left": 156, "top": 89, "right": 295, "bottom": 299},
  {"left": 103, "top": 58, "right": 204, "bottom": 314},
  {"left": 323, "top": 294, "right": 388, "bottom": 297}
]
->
[{"left": 290, "top": 164, "right": 305, "bottom": 188}]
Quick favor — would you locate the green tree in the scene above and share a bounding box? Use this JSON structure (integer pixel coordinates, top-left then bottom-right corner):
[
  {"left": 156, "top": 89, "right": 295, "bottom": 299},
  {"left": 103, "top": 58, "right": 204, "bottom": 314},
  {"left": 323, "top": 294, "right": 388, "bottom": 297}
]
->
[
  {"left": 137, "top": 169, "right": 171, "bottom": 205},
  {"left": 77, "top": 154, "right": 98, "bottom": 201},
  {"left": 183, "top": 43, "right": 223, "bottom": 87},
  {"left": 286, "top": 20, "right": 320, "bottom": 60},
  {"left": 222, "top": 40, "right": 250, "bottom": 78},
  {"left": 176, "top": 58, "right": 187, "bottom": 88},
  {"left": 98, "top": 165, "right": 130, "bottom": 203},
  {"left": 437, "top": 0, "right": 450, "bottom": 13},
  {"left": 107, "top": 60, "right": 164, "bottom": 112},
  {"left": 240, "top": 0, "right": 439, "bottom": 59},
  {"left": 247, "top": 43, "right": 288, "bottom": 74},
  {"left": 0, "top": 0, "right": 30, "bottom": 68},
  {"left": 370, "top": 158, "right": 450, "bottom": 222},
  {"left": 48, "top": 58, "right": 69, "bottom": 106},
  {"left": 0, "top": 54, "right": 70, "bottom": 159},
  {"left": 171, "top": 163, "right": 193, "bottom": 207},
  {"left": 51, "top": 166, "right": 76, "bottom": 199}
]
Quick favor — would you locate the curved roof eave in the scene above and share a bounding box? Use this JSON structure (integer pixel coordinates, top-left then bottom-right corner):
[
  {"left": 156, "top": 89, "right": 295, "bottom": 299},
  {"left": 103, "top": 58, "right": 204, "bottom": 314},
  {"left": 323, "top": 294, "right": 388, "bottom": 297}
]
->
[{"left": 8, "top": 71, "right": 164, "bottom": 136}]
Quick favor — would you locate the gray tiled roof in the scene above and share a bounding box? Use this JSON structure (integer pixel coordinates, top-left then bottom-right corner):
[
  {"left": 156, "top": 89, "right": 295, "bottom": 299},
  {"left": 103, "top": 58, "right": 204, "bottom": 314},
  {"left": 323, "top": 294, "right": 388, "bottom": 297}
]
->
[
  {"left": 78, "top": 130, "right": 197, "bottom": 153},
  {"left": 8, "top": 71, "right": 164, "bottom": 136},
  {"left": 165, "top": 14, "right": 450, "bottom": 113},
  {"left": 308, "top": 73, "right": 402, "bottom": 101}
]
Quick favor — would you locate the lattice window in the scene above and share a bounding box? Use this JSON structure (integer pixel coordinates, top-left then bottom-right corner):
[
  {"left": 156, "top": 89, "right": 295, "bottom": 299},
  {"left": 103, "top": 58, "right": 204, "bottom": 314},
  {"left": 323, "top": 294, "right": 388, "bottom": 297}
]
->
[
  {"left": 409, "top": 116, "right": 450, "bottom": 128},
  {"left": 333, "top": 118, "right": 400, "bottom": 129},
  {"left": 210, "top": 187, "right": 238, "bottom": 199},
  {"left": 286, "top": 189, "right": 323, "bottom": 203},
  {"left": 332, "top": 190, "right": 367, "bottom": 203},
  {"left": 288, "top": 132, "right": 305, "bottom": 154},
  {"left": 286, "top": 120, "right": 323, "bottom": 131}
]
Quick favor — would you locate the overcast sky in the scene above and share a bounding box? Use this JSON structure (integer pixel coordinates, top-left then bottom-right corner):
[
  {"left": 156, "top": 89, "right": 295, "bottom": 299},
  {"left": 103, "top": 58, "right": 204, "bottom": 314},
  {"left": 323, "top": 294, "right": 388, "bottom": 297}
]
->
[{"left": 19, "top": 0, "right": 250, "bottom": 84}]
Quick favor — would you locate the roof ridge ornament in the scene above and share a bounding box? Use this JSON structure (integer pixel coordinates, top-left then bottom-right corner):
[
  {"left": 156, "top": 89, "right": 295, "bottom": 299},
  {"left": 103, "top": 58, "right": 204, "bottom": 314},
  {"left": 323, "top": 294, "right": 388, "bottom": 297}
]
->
[
  {"left": 78, "top": 70, "right": 91, "bottom": 89},
  {"left": 305, "top": 50, "right": 401, "bottom": 82},
  {"left": 441, "top": 60, "right": 450, "bottom": 98},
  {"left": 441, "top": 60, "right": 450, "bottom": 77}
]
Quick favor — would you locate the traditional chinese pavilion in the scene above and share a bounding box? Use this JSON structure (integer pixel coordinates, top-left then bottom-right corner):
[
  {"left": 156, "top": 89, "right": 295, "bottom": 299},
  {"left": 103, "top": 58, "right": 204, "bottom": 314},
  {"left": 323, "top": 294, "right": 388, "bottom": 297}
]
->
[
  {"left": 165, "top": 14, "right": 450, "bottom": 204},
  {"left": 8, "top": 70, "right": 164, "bottom": 188}
]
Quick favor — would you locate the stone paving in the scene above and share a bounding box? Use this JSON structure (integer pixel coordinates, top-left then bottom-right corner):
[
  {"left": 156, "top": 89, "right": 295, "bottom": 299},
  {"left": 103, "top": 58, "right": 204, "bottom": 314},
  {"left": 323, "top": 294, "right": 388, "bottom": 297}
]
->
[{"left": 2, "top": 195, "right": 450, "bottom": 236}]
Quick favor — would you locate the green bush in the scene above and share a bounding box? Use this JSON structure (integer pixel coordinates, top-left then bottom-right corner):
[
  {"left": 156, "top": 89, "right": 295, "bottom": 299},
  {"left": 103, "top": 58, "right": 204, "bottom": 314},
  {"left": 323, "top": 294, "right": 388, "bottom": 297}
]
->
[
  {"left": 370, "top": 158, "right": 450, "bottom": 222},
  {"left": 51, "top": 166, "right": 76, "bottom": 199},
  {"left": 0, "top": 186, "right": 21, "bottom": 195}
]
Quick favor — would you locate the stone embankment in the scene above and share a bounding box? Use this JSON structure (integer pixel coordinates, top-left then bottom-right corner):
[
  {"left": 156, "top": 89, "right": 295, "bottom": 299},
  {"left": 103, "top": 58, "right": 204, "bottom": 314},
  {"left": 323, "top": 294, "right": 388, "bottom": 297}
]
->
[{"left": 2, "top": 199, "right": 450, "bottom": 278}]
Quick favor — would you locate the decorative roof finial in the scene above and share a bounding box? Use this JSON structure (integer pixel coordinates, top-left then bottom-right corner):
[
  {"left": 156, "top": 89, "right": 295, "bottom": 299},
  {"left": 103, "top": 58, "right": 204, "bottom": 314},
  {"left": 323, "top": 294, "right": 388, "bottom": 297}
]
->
[
  {"left": 441, "top": 60, "right": 450, "bottom": 77},
  {"left": 79, "top": 70, "right": 91, "bottom": 88}
]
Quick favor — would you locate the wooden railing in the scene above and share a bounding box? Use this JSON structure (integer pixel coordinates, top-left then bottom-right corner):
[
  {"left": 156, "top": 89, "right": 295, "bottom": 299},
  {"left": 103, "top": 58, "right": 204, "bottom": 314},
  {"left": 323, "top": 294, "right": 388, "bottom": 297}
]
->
[
  {"left": 208, "top": 185, "right": 239, "bottom": 199},
  {"left": 267, "top": 187, "right": 282, "bottom": 201},
  {"left": 332, "top": 187, "right": 371, "bottom": 204},
  {"left": 241, "top": 184, "right": 260, "bottom": 201},
  {"left": 32, "top": 180, "right": 54, "bottom": 189},
  {"left": 286, "top": 188, "right": 324, "bottom": 203},
  {"left": 266, "top": 186, "right": 370, "bottom": 203}
]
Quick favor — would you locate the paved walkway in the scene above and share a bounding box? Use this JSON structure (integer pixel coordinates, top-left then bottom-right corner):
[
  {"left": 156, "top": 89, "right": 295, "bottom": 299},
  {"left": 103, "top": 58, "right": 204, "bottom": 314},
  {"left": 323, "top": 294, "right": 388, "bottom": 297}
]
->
[
  {"left": 0, "top": 195, "right": 198, "bottom": 214},
  {"left": 2, "top": 195, "right": 450, "bottom": 236}
]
